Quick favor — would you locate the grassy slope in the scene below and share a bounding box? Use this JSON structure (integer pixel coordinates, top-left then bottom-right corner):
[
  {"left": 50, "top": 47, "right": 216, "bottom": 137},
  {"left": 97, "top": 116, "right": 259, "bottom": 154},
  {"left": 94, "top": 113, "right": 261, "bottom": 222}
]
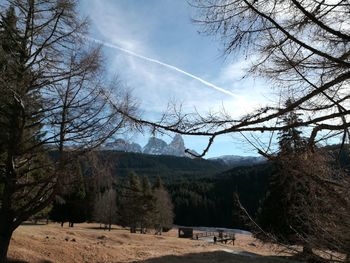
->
[{"left": 8, "top": 223, "right": 299, "bottom": 263}]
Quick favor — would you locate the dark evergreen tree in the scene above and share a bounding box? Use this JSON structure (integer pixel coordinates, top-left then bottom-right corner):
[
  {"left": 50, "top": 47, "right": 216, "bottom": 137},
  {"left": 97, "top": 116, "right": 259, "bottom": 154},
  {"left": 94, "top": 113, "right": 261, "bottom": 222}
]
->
[
  {"left": 255, "top": 99, "right": 350, "bottom": 260},
  {"left": 153, "top": 176, "right": 164, "bottom": 190},
  {"left": 120, "top": 172, "right": 143, "bottom": 233},
  {"left": 256, "top": 99, "right": 310, "bottom": 246},
  {"left": 49, "top": 197, "right": 69, "bottom": 227},
  {"left": 66, "top": 161, "right": 87, "bottom": 227},
  {"left": 50, "top": 161, "right": 87, "bottom": 227},
  {"left": 277, "top": 99, "right": 307, "bottom": 154},
  {"left": 140, "top": 176, "right": 156, "bottom": 233}
]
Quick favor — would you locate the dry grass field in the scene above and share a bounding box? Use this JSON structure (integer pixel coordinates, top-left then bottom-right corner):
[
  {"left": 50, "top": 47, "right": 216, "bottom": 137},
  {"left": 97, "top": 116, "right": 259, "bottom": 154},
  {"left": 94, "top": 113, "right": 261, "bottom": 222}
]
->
[{"left": 7, "top": 223, "right": 299, "bottom": 263}]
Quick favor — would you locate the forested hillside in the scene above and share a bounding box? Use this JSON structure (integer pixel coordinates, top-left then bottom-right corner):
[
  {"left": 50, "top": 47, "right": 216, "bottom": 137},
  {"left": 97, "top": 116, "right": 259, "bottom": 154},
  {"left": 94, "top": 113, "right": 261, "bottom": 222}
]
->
[
  {"left": 168, "top": 163, "right": 272, "bottom": 229},
  {"left": 83, "top": 151, "right": 230, "bottom": 182},
  {"left": 105, "top": 151, "right": 274, "bottom": 229},
  {"left": 49, "top": 145, "right": 350, "bottom": 230}
]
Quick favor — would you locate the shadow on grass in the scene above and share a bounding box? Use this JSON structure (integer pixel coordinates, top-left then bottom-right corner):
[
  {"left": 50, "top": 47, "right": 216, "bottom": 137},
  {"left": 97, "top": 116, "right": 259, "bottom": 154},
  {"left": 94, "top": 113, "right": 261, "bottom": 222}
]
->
[
  {"left": 21, "top": 221, "right": 48, "bottom": 226},
  {"left": 134, "top": 251, "right": 299, "bottom": 263}
]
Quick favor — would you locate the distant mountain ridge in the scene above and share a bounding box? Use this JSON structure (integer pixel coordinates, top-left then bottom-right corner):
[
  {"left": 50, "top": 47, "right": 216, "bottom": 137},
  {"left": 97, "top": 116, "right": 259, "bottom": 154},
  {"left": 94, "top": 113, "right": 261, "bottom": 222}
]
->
[
  {"left": 103, "top": 135, "right": 198, "bottom": 158},
  {"left": 210, "top": 155, "right": 266, "bottom": 167},
  {"left": 102, "top": 137, "right": 266, "bottom": 168},
  {"left": 104, "top": 139, "right": 142, "bottom": 153},
  {"left": 103, "top": 135, "right": 266, "bottom": 168}
]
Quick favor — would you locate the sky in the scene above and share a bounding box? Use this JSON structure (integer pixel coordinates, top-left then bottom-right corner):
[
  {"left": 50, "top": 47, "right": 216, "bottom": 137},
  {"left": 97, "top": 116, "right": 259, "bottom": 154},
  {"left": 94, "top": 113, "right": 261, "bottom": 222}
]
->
[{"left": 79, "top": 0, "right": 274, "bottom": 158}]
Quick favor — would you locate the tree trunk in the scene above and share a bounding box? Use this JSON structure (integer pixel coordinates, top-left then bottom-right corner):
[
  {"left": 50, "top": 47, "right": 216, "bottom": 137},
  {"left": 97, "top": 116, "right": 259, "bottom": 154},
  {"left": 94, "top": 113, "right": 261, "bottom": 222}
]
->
[
  {"left": 302, "top": 245, "right": 313, "bottom": 255},
  {"left": 301, "top": 245, "right": 314, "bottom": 261},
  {"left": 0, "top": 230, "right": 12, "bottom": 263}
]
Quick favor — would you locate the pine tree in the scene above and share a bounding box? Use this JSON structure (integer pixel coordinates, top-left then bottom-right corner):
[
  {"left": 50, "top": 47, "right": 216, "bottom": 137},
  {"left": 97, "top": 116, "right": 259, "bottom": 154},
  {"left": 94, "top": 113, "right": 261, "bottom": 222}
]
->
[
  {"left": 65, "top": 161, "right": 87, "bottom": 227},
  {"left": 153, "top": 176, "right": 164, "bottom": 189},
  {"left": 256, "top": 99, "right": 350, "bottom": 260},
  {"left": 120, "top": 172, "right": 143, "bottom": 233},
  {"left": 140, "top": 176, "right": 156, "bottom": 233},
  {"left": 256, "top": 99, "right": 311, "bottom": 247},
  {"left": 50, "top": 161, "right": 87, "bottom": 227},
  {"left": 277, "top": 99, "right": 307, "bottom": 154}
]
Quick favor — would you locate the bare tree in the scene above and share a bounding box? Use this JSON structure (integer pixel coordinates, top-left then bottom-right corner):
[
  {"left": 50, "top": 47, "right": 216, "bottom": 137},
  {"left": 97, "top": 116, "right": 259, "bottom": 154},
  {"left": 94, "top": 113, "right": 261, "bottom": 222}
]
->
[
  {"left": 153, "top": 178, "right": 174, "bottom": 235},
  {"left": 110, "top": 0, "right": 350, "bottom": 158},
  {"left": 255, "top": 147, "right": 350, "bottom": 262},
  {"left": 0, "top": 1, "right": 134, "bottom": 261},
  {"left": 94, "top": 189, "right": 117, "bottom": 231},
  {"left": 90, "top": 153, "right": 118, "bottom": 231},
  {"left": 289, "top": 150, "right": 350, "bottom": 262}
]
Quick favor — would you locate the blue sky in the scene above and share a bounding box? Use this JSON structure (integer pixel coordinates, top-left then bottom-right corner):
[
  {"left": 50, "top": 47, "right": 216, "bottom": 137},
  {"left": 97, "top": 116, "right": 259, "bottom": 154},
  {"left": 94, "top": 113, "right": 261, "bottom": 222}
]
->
[{"left": 79, "top": 0, "right": 273, "bottom": 157}]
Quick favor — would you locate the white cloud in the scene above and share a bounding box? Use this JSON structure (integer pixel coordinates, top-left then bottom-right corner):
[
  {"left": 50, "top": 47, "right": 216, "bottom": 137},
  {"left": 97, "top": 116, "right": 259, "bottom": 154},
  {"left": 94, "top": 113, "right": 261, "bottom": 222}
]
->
[
  {"left": 219, "top": 59, "right": 250, "bottom": 83},
  {"left": 86, "top": 0, "right": 151, "bottom": 52}
]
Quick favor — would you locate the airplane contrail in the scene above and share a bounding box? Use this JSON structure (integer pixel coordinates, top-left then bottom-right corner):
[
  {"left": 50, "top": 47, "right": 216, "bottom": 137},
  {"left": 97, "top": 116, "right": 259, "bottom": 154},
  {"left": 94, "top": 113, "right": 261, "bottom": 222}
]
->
[{"left": 85, "top": 36, "right": 239, "bottom": 98}]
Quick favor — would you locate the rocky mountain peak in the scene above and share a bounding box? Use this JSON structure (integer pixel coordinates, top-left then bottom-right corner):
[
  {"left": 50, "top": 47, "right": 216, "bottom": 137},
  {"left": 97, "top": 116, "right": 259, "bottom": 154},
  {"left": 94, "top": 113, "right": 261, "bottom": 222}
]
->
[
  {"left": 143, "top": 135, "right": 192, "bottom": 157},
  {"left": 103, "top": 139, "right": 142, "bottom": 153},
  {"left": 143, "top": 137, "right": 168, "bottom": 155},
  {"left": 104, "top": 135, "right": 197, "bottom": 158},
  {"left": 166, "top": 134, "right": 186, "bottom": 156},
  {"left": 170, "top": 134, "right": 185, "bottom": 148}
]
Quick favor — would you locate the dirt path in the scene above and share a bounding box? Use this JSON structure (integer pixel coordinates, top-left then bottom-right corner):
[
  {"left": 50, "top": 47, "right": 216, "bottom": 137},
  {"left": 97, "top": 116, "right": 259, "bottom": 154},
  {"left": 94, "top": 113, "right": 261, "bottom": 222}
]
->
[{"left": 7, "top": 223, "right": 297, "bottom": 263}]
